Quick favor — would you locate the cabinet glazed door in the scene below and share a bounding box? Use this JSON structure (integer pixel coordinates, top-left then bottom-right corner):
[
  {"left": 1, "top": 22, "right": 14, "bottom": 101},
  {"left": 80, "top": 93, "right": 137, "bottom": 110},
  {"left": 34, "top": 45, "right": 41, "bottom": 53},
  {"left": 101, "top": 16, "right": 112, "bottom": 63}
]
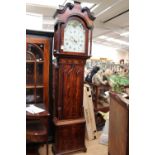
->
[{"left": 26, "top": 36, "right": 50, "bottom": 110}]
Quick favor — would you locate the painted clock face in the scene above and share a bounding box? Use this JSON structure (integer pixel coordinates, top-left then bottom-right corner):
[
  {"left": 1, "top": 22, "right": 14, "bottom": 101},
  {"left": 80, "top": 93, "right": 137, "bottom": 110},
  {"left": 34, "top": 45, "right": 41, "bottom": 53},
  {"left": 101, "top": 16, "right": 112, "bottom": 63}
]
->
[{"left": 63, "top": 19, "right": 85, "bottom": 53}]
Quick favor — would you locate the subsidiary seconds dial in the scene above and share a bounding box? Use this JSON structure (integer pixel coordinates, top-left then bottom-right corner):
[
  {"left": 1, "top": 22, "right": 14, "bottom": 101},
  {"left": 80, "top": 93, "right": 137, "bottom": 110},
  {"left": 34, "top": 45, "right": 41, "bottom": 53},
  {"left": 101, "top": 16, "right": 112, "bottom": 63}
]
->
[{"left": 63, "top": 19, "right": 85, "bottom": 53}]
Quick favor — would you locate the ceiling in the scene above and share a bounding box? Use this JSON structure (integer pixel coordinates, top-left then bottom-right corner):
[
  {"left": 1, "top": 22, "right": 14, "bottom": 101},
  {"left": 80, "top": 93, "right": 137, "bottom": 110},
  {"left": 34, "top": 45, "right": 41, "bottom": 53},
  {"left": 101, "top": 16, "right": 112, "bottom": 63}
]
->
[{"left": 26, "top": 0, "right": 129, "bottom": 51}]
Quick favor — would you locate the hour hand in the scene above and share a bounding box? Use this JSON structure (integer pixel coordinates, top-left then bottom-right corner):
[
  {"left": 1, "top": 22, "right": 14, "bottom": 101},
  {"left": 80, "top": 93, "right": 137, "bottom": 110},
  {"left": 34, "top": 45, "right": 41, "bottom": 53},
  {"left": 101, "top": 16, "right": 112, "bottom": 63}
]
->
[
  {"left": 74, "top": 39, "right": 77, "bottom": 43},
  {"left": 70, "top": 36, "right": 77, "bottom": 43}
]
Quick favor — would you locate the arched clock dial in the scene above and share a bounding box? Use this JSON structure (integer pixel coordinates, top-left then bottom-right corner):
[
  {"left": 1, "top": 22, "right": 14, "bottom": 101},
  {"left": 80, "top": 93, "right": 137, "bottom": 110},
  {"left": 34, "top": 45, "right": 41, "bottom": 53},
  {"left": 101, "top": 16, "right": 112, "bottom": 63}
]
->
[{"left": 63, "top": 19, "right": 85, "bottom": 53}]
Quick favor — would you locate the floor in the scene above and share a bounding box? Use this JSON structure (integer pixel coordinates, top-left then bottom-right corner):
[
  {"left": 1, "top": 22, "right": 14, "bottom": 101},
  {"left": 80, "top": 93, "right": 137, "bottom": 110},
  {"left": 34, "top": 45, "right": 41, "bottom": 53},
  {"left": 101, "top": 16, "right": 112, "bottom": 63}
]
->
[{"left": 39, "top": 132, "right": 108, "bottom": 155}]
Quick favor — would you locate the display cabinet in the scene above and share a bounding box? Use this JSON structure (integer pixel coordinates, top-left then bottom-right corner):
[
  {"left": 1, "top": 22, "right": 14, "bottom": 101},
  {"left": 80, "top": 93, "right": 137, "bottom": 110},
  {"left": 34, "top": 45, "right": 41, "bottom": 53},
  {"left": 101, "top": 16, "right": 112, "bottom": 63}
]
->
[
  {"left": 26, "top": 37, "right": 49, "bottom": 108},
  {"left": 26, "top": 30, "right": 53, "bottom": 155}
]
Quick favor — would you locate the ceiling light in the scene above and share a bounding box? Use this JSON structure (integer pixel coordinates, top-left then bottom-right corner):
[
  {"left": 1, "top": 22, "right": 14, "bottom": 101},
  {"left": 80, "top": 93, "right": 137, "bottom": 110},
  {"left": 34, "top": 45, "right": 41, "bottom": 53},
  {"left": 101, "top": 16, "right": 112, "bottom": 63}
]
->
[
  {"left": 81, "top": 2, "right": 94, "bottom": 8},
  {"left": 96, "top": 0, "right": 122, "bottom": 17},
  {"left": 63, "top": 0, "right": 73, "bottom": 5},
  {"left": 120, "top": 32, "right": 129, "bottom": 36},
  {"left": 106, "top": 38, "right": 129, "bottom": 46},
  {"left": 96, "top": 6, "right": 112, "bottom": 17},
  {"left": 26, "top": 12, "right": 42, "bottom": 17},
  {"left": 98, "top": 35, "right": 108, "bottom": 39},
  {"left": 90, "top": 4, "right": 100, "bottom": 11}
]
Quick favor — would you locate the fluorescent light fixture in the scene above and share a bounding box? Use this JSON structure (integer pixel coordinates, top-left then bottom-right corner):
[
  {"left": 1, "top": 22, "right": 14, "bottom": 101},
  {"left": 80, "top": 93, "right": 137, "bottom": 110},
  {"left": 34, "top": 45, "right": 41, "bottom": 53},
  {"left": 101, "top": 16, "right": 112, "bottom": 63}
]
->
[
  {"left": 97, "top": 35, "right": 129, "bottom": 46},
  {"left": 106, "top": 38, "right": 129, "bottom": 46},
  {"left": 92, "top": 41, "right": 119, "bottom": 52},
  {"left": 98, "top": 35, "right": 108, "bottom": 39},
  {"left": 63, "top": 0, "right": 73, "bottom": 5},
  {"left": 96, "top": 6, "right": 112, "bottom": 17},
  {"left": 81, "top": 2, "right": 94, "bottom": 8},
  {"left": 91, "top": 4, "right": 100, "bottom": 11},
  {"left": 26, "top": 12, "right": 42, "bottom": 17},
  {"left": 96, "top": 0, "right": 122, "bottom": 17},
  {"left": 120, "top": 32, "right": 129, "bottom": 36}
]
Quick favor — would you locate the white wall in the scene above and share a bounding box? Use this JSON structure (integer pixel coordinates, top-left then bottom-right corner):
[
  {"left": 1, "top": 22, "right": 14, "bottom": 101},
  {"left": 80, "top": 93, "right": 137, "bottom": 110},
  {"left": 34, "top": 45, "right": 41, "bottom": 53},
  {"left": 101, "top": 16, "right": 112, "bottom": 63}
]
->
[
  {"left": 26, "top": 13, "right": 54, "bottom": 32},
  {"left": 116, "top": 49, "right": 129, "bottom": 63},
  {"left": 26, "top": 13, "right": 43, "bottom": 30},
  {"left": 92, "top": 42, "right": 129, "bottom": 63}
]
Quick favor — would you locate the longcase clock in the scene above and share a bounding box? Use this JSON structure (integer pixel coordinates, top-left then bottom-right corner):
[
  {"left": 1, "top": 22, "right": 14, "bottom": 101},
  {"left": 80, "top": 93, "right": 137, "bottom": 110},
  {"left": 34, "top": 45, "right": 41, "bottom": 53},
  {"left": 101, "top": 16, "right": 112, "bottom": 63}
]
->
[{"left": 52, "top": 1, "right": 95, "bottom": 154}]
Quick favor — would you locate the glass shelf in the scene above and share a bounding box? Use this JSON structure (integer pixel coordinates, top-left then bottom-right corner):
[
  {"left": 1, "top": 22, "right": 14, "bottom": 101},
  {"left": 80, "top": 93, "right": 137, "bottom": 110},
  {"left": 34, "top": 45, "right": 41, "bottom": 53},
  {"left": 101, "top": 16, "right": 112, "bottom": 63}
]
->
[
  {"left": 26, "top": 88, "right": 35, "bottom": 103},
  {"left": 26, "top": 60, "right": 35, "bottom": 63},
  {"left": 26, "top": 60, "right": 44, "bottom": 63},
  {"left": 26, "top": 85, "right": 44, "bottom": 89},
  {"left": 36, "top": 60, "right": 44, "bottom": 63}
]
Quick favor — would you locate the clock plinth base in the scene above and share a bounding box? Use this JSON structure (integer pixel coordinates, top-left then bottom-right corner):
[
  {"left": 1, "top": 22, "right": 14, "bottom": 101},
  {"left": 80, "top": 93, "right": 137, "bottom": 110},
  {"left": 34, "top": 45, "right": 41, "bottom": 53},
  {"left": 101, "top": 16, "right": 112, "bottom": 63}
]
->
[{"left": 52, "top": 118, "right": 86, "bottom": 155}]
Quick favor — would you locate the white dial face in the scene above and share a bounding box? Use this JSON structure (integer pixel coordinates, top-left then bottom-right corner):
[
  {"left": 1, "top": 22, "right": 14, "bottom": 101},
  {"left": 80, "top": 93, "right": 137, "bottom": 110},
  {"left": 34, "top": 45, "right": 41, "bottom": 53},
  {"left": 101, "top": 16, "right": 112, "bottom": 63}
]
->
[{"left": 63, "top": 19, "right": 85, "bottom": 53}]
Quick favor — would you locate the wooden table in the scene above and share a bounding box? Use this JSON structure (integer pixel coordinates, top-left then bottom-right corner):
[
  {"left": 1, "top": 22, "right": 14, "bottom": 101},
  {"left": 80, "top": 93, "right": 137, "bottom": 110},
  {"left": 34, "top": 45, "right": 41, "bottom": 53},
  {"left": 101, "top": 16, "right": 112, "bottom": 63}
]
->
[{"left": 26, "top": 104, "right": 50, "bottom": 155}]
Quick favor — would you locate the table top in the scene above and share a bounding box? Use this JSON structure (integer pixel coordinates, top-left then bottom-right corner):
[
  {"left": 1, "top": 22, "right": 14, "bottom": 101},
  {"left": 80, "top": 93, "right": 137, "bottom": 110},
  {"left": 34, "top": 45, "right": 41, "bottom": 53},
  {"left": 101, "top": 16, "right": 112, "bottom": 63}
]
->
[{"left": 26, "top": 103, "right": 50, "bottom": 119}]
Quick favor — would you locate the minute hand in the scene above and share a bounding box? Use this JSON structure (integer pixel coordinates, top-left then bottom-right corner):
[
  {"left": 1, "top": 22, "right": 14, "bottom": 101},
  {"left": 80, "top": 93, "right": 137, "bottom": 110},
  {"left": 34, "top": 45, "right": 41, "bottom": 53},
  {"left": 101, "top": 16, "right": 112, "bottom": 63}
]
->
[{"left": 74, "top": 38, "right": 78, "bottom": 43}]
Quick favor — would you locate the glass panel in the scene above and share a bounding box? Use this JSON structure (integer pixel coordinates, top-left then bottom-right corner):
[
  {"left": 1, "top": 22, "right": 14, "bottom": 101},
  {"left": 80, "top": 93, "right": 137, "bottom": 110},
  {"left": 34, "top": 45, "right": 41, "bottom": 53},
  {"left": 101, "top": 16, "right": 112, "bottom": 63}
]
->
[
  {"left": 26, "top": 63, "right": 34, "bottom": 85},
  {"left": 36, "top": 88, "right": 43, "bottom": 103},
  {"left": 36, "top": 63, "right": 43, "bottom": 85},
  {"left": 29, "top": 43, "right": 44, "bottom": 61},
  {"left": 26, "top": 52, "right": 35, "bottom": 61},
  {"left": 26, "top": 88, "right": 35, "bottom": 104},
  {"left": 36, "top": 43, "right": 44, "bottom": 51}
]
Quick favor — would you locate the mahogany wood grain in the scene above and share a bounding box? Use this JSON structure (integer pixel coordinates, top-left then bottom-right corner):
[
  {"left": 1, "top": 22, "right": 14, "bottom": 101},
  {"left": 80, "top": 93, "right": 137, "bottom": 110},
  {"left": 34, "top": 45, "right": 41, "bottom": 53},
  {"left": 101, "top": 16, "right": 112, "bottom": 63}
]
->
[
  {"left": 52, "top": 1, "right": 95, "bottom": 154},
  {"left": 52, "top": 122, "right": 86, "bottom": 155},
  {"left": 26, "top": 121, "right": 48, "bottom": 143},
  {"left": 26, "top": 36, "right": 50, "bottom": 110},
  {"left": 108, "top": 92, "right": 129, "bottom": 155},
  {"left": 26, "top": 32, "right": 53, "bottom": 155}
]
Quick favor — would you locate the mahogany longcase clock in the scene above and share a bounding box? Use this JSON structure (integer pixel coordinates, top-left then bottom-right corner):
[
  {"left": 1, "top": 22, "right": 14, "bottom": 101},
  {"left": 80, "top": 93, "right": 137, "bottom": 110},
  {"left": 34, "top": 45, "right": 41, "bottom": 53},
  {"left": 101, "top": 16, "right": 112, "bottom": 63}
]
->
[{"left": 52, "top": 1, "right": 95, "bottom": 154}]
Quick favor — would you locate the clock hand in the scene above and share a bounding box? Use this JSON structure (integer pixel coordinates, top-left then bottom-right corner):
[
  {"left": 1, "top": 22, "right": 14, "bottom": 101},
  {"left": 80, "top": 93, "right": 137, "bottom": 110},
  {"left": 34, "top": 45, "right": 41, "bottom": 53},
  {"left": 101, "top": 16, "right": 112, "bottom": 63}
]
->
[
  {"left": 74, "top": 39, "right": 77, "bottom": 43},
  {"left": 70, "top": 37, "right": 77, "bottom": 44},
  {"left": 70, "top": 36, "right": 75, "bottom": 42}
]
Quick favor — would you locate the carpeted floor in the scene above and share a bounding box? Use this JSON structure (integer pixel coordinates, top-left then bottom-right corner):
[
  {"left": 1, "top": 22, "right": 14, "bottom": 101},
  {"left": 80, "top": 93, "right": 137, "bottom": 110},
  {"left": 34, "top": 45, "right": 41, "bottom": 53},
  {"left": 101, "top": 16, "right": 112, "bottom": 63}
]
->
[{"left": 39, "top": 132, "right": 108, "bottom": 155}]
